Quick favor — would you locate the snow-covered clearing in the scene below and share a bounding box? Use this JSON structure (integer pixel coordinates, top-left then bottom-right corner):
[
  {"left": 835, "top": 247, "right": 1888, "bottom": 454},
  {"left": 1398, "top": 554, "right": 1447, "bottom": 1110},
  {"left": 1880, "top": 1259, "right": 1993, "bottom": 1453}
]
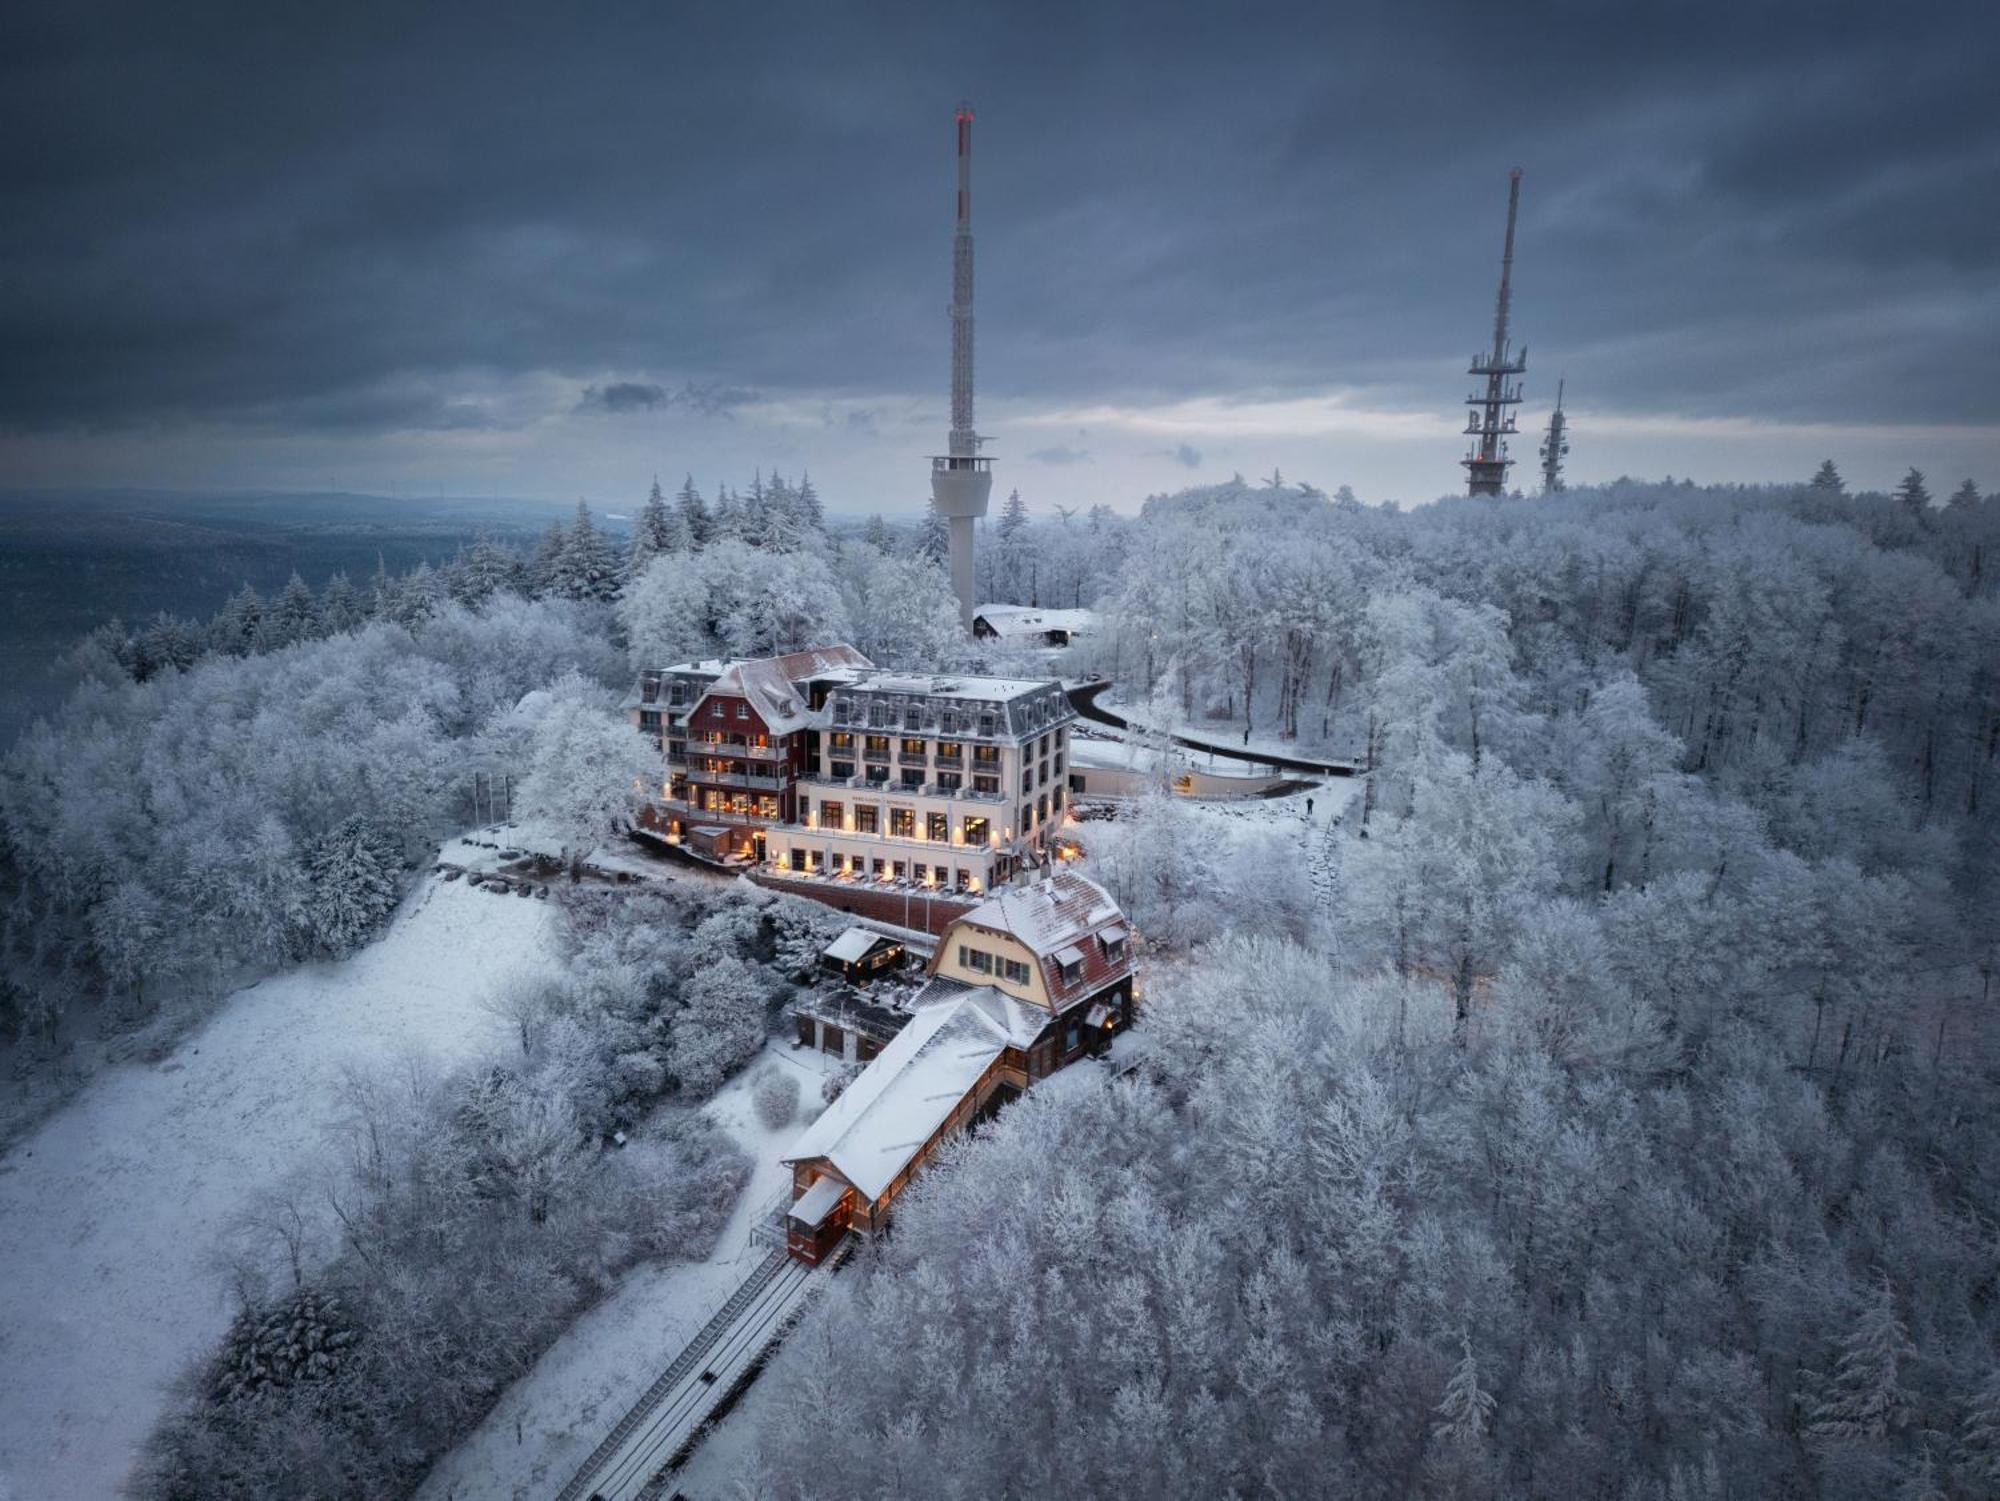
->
[
  {"left": 416, "top": 1038, "right": 841, "bottom": 1501},
  {"left": 0, "top": 875, "right": 555, "bottom": 1501}
]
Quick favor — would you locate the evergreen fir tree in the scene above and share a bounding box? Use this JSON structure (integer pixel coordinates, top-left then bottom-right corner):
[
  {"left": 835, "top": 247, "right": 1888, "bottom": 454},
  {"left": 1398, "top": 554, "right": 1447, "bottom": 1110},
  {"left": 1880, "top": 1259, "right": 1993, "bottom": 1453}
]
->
[
  {"left": 1433, "top": 1334, "right": 1496, "bottom": 1448},
  {"left": 763, "top": 472, "right": 803, "bottom": 553},
  {"left": 1946, "top": 478, "right": 1983, "bottom": 514},
  {"left": 863, "top": 513, "right": 891, "bottom": 551},
  {"left": 712, "top": 484, "right": 742, "bottom": 541},
  {"left": 1896, "top": 468, "right": 1932, "bottom": 519},
  {"left": 451, "top": 534, "right": 520, "bottom": 607},
  {"left": 318, "top": 571, "right": 365, "bottom": 632},
  {"left": 270, "top": 572, "right": 319, "bottom": 647},
  {"left": 998, "top": 486, "right": 1029, "bottom": 539},
  {"left": 915, "top": 498, "right": 949, "bottom": 564},
  {"left": 1807, "top": 1276, "right": 1917, "bottom": 1443},
  {"left": 210, "top": 585, "right": 265, "bottom": 657},
  {"left": 796, "top": 471, "right": 824, "bottom": 531},
  {"left": 676, "top": 473, "right": 710, "bottom": 547},
  {"left": 1958, "top": 1367, "right": 2000, "bottom": 1493},
  {"left": 627, "top": 476, "right": 677, "bottom": 581},
  {"left": 303, "top": 817, "right": 402, "bottom": 957},
  {"left": 1811, "top": 459, "right": 1845, "bottom": 494},
  {"left": 529, "top": 518, "right": 568, "bottom": 597},
  {"left": 554, "top": 500, "right": 621, "bottom": 602},
  {"left": 139, "top": 612, "right": 201, "bottom": 675},
  {"left": 740, "top": 471, "right": 771, "bottom": 548}
]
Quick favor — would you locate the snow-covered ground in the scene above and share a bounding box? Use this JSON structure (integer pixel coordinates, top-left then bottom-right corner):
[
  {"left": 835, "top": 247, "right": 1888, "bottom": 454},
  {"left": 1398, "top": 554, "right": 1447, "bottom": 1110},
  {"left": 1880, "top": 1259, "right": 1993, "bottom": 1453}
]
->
[
  {"left": 0, "top": 875, "right": 555, "bottom": 1501},
  {"left": 441, "top": 821, "right": 730, "bottom": 889},
  {"left": 415, "top": 1038, "right": 842, "bottom": 1501}
]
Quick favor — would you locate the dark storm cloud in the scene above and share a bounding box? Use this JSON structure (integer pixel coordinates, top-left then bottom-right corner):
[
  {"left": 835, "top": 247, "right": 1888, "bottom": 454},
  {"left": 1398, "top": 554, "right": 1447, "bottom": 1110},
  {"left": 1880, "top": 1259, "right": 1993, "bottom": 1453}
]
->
[
  {"left": 576, "top": 382, "right": 666, "bottom": 416},
  {"left": 1028, "top": 445, "right": 1091, "bottom": 466},
  {"left": 573, "top": 381, "right": 756, "bottom": 418},
  {"left": 1, "top": 0, "right": 1996, "bottom": 446}
]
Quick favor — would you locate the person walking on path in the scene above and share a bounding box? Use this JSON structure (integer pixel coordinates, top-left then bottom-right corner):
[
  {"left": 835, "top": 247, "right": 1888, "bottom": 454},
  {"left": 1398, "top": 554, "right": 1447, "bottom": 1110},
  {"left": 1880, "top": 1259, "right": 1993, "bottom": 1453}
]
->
[{"left": 1306, "top": 795, "right": 1315, "bottom": 818}]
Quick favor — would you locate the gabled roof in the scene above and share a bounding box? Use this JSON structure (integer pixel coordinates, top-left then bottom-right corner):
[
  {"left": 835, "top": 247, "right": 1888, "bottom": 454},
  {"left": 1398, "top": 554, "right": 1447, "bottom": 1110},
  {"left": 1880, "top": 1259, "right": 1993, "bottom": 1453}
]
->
[
  {"left": 771, "top": 644, "right": 873, "bottom": 679},
  {"left": 973, "top": 604, "right": 1098, "bottom": 639},
  {"left": 823, "top": 926, "right": 898, "bottom": 964},
  {"left": 681, "top": 644, "right": 875, "bottom": 735},
  {"left": 780, "top": 988, "right": 1032, "bottom": 1202},
  {"left": 954, "top": 871, "right": 1121, "bottom": 958},
  {"left": 947, "top": 871, "right": 1137, "bottom": 1013}
]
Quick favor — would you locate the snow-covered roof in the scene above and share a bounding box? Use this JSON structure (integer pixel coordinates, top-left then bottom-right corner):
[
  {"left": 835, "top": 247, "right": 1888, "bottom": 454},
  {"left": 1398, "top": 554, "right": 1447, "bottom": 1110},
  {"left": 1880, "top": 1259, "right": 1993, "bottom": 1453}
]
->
[
  {"left": 823, "top": 926, "right": 896, "bottom": 964},
  {"left": 780, "top": 989, "right": 1034, "bottom": 1202},
  {"left": 788, "top": 1173, "right": 848, "bottom": 1227},
  {"left": 852, "top": 670, "right": 1054, "bottom": 702},
  {"left": 954, "top": 871, "right": 1122, "bottom": 959},
  {"left": 769, "top": 644, "right": 874, "bottom": 679},
  {"left": 946, "top": 871, "right": 1137, "bottom": 1013},
  {"left": 973, "top": 604, "right": 1098, "bottom": 639}
]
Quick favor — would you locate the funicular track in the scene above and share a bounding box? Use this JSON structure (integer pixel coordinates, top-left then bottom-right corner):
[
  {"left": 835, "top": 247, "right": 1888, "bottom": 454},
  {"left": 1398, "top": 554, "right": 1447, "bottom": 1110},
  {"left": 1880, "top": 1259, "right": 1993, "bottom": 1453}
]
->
[{"left": 556, "top": 1240, "right": 853, "bottom": 1501}]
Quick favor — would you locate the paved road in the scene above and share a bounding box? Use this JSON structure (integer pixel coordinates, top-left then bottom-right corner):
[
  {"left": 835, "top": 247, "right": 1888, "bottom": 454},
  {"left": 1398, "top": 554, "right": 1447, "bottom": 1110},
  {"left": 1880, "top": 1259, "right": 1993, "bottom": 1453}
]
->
[{"left": 1066, "top": 680, "right": 1361, "bottom": 777}]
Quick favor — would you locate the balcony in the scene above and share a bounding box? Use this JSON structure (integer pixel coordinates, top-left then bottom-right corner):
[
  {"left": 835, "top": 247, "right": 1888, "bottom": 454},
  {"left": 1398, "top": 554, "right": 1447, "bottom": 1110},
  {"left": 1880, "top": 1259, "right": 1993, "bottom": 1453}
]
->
[
  {"left": 653, "top": 798, "right": 771, "bottom": 827},
  {"left": 687, "top": 769, "right": 788, "bottom": 792},
  {"left": 686, "top": 737, "right": 786, "bottom": 761}
]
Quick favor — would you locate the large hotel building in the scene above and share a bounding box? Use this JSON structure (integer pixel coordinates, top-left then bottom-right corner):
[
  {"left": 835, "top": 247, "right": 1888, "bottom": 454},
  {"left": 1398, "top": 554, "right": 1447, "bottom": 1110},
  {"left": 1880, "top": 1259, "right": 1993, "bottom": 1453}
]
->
[{"left": 628, "top": 645, "right": 1074, "bottom": 896}]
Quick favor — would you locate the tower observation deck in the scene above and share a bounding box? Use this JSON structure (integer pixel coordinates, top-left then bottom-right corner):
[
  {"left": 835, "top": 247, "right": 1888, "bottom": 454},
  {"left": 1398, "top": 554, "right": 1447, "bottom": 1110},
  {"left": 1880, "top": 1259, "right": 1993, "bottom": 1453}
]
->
[
  {"left": 930, "top": 103, "right": 992, "bottom": 628},
  {"left": 1463, "top": 169, "right": 1526, "bottom": 497}
]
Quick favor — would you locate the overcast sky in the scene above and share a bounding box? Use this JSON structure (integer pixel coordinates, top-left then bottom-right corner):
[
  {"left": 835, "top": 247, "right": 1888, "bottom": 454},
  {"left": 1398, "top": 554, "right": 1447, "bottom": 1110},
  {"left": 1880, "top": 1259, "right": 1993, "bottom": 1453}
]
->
[{"left": 2, "top": 0, "right": 1996, "bottom": 514}]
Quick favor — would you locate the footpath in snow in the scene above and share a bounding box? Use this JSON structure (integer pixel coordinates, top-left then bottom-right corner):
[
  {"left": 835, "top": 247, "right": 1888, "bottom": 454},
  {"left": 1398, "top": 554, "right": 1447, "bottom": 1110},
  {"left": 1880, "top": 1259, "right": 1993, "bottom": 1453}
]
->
[
  {"left": 0, "top": 874, "right": 555, "bottom": 1501},
  {"left": 416, "top": 1039, "right": 841, "bottom": 1501}
]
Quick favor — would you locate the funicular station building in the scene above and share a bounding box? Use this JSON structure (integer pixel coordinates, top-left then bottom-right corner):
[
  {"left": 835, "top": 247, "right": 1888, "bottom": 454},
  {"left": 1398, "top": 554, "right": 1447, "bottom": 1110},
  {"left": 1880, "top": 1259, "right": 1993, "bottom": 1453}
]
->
[{"left": 777, "top": 869, "right": 1137, "bottom": 1264}]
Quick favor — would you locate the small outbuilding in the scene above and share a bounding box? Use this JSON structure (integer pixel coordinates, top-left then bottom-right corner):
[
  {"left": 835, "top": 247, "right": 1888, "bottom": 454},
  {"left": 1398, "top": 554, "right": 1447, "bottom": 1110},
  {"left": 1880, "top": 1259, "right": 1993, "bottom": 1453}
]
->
[{"left": 819, "top": 926, "right": 905, "bottom": 982}]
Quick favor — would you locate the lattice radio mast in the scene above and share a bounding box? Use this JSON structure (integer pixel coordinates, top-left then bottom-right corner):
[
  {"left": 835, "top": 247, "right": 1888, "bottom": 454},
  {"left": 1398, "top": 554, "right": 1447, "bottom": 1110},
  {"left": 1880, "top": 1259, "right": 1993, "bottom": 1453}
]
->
[{"left": 1463, "top": 169, "right": 1527, "bottom": 496}]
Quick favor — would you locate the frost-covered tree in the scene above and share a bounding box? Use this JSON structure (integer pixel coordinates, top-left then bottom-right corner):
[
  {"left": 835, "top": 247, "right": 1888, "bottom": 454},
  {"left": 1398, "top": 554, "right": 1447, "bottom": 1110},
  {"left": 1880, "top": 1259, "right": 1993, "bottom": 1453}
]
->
[
  {"left": 268, "top": 572, "right": 319, "bottom": 647},
  {"left": 547, "top": 500, "right": 621, "bottom": 602},
  {"left": 626, "top": 477, "right": 678, "bottom": 582},
  {"left": 302, "top": 816, "right": 402, "bottom": 957},
  {"left": 845, "top": 551, "right": 961, "bottom": 669},
  {"left": 512, "top": 670, "right": 658, "bottom": 874},
  {"left": 796, "top": 472, "right": 824, "bottom": 532},
  {"left": 1806, "top": 1276, "right": 1918, "bottom": 1444},
  {"left": 914, "top": 498, "right": 949, "bottom": 565},
  {"left": 1811, "top": 459, "right": 1846, "bottom": 494},
  {"left": 676, "top": 473, "right": 711, "bottom": 547}
]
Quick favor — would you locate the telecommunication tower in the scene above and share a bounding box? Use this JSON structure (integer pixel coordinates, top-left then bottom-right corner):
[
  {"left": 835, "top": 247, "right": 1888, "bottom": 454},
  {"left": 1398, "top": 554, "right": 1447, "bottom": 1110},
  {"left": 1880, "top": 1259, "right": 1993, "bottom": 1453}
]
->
[
  {"left": 1540, "top": 377, "right": 1570, "bottom": 494},
  {"left": 1463, "top": 169, "right": 1527, "bottom": 496},
  {"left": 929, "top": 102, "right": 992, "bottom": 628}
]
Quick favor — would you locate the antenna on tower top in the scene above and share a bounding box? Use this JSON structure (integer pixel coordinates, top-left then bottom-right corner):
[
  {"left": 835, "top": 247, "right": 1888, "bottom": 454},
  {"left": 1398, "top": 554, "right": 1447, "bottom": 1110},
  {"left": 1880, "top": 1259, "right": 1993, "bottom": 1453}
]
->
[{"left": 1462, "top": 169, "right": 1528, "bottom": 497}]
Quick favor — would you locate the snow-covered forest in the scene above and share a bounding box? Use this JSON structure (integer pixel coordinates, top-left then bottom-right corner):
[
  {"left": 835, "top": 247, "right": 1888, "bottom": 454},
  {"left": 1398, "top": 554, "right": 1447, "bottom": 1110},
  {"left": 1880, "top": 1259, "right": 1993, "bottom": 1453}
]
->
[
  {"left": 0, "top": 474, "right": 988, "bottom": 1139},
  {"left": 4, "top": 462, "right": 1998, "bottom": 1499},
  {"left": 740, "top": 469, "right": 2000, "bottom": 1501}
]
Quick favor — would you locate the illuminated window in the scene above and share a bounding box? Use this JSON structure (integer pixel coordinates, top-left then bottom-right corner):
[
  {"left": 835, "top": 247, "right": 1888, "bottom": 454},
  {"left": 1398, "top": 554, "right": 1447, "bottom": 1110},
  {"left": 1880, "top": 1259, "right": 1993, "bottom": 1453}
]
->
[{"left": 963, "top": 816, "right": 989, "bottom": 844}]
